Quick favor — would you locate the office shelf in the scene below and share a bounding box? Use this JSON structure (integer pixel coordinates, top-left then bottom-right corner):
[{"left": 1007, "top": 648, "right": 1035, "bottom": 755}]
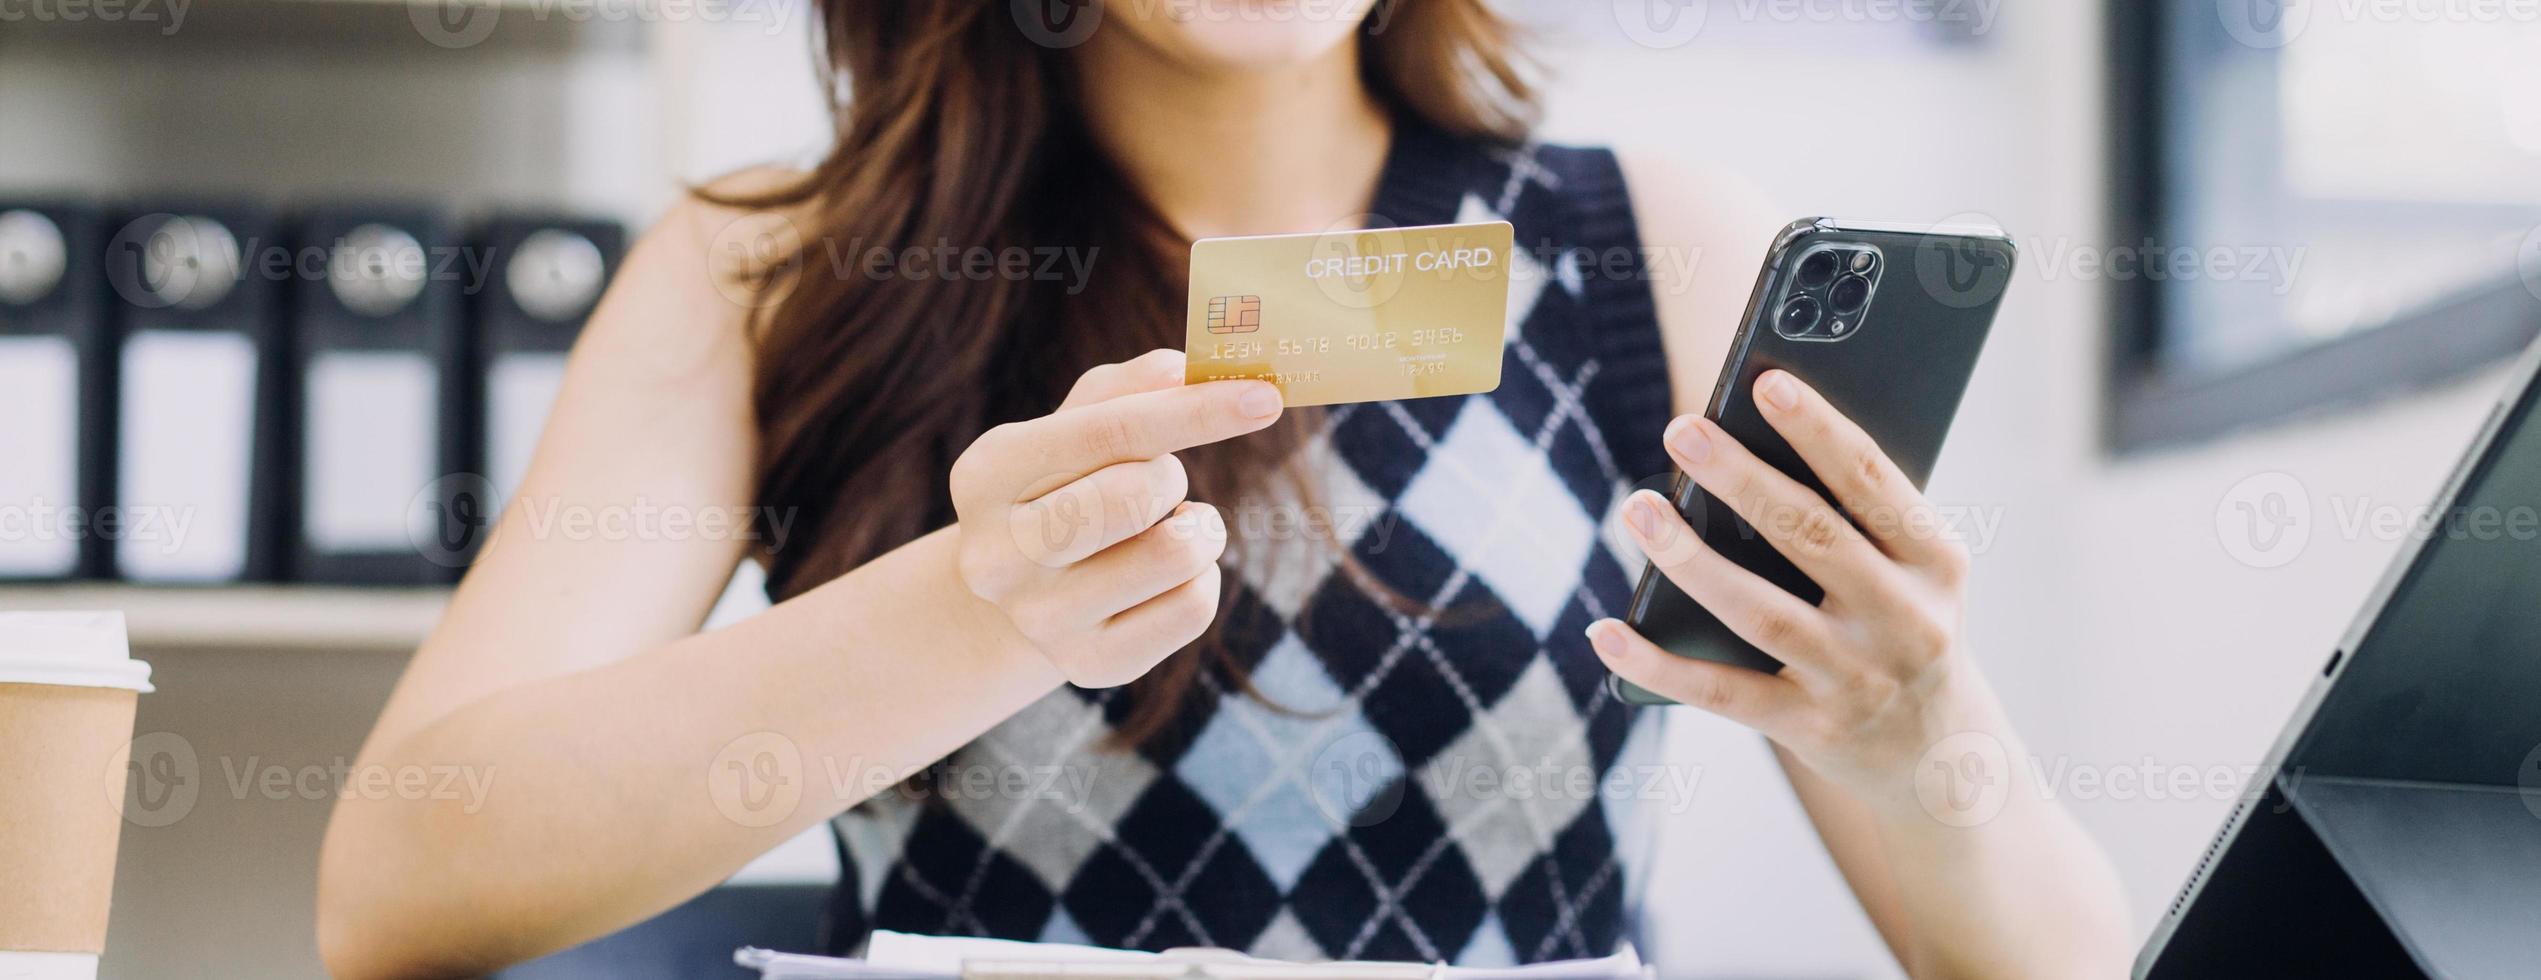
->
[{"left": 0, "top": 585, "right": 448, "bottom": 653}]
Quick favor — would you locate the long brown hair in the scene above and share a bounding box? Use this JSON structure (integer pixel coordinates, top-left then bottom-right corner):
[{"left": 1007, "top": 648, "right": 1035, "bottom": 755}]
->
[{"left": 707, "top": 2, "right": 1534, "bottom": 745}]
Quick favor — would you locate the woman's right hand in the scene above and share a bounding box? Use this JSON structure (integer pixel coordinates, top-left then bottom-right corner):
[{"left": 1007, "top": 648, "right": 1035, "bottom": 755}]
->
[{"left": 949, "top": 349, "right": 1284, "bottom": 688}]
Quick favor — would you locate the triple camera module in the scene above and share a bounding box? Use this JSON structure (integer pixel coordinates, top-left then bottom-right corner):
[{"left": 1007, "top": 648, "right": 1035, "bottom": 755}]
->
[{"left": 1774, "top": 244, "right": 1882, "bottom": 341}]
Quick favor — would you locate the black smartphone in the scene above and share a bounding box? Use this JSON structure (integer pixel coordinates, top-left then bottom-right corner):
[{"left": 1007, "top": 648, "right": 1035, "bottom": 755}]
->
[{"left": 1613, "top": 218, "right": 2016, "bottom": 704}]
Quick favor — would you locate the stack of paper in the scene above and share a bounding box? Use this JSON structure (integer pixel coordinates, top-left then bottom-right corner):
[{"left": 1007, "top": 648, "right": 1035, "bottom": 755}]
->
[{"left": 736, "top": 931, "right": 1651, "bottom": 980}]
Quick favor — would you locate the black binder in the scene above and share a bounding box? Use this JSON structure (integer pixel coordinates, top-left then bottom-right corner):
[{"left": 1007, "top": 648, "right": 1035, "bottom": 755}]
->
[
  {"left": 463, "top": 215, "right": 623, "bottom": 552},
  {"left": 103, "top": 207, "right": 288, "bottom": 584},
  {"left": 2139, "top": 341, "right": 2541, "bottom": 979},
  {"left": 285, "top": 208, "right": 469, "bottom": 585},
  {"left": 0, "top": 201, "right": 111, "bottom": 581}
]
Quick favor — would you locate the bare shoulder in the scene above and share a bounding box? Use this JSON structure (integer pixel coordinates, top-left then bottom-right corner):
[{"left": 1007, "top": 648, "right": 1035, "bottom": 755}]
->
[
  {"left": 574, "top": 165, "right": 813, "bottom": 387},
  {"left": 1613, "top": 146, "right": 1784, "bottom": 248},
  {"left": 1612, "top": 147, "right": 1788, "bottom": 412},
  {"left": 693, "top": 163, "right": 808, "bottom": 199},
  {"left": 641, "top": 163, "right": 817, "bottom": 318},
  {"left": 672, "top": 163, "right": 818, "bottom": 270}
]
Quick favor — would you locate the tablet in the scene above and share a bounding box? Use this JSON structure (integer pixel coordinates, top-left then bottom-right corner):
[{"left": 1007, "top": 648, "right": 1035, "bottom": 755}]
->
[{"left": 2137, "top": 341, "right": 2541, "bottom": 978}]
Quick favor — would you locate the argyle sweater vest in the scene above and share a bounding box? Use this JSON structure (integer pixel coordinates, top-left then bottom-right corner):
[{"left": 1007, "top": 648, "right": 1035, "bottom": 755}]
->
[{"left": 822, "top": 121, "right": 1679, "bottom": 967}]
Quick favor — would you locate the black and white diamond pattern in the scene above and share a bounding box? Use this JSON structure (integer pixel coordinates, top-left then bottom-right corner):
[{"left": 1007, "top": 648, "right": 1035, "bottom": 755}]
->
[
  {"left": 1173, "top": 634, "right": 1395, "bottom": 894},
  {"left": 1395, "top": 397, "right": 1599, "bottom": 638},
  {"left": 833, "top": 139, "right": 1668, "bottom": 966},
  {"left": 942, "top": 693, "right": 1159, "bottom": 896},
  {"left": 1229, "top": 436, "right": 1389, "bottom": 622}
]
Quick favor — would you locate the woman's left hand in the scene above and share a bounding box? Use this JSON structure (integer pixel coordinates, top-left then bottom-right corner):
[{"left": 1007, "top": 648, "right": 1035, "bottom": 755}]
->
[{"left": 1590, "top": 369, "right": 1999, "bottom": 813}]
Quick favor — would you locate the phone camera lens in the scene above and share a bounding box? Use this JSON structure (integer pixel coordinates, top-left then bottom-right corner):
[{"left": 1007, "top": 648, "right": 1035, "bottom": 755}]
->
[
  {"left": 1778, "top": 296, "right": 1823, "bottom": 335},
  {"left": 1827, "top": 275, "right": 1872, "bottom": 316},
  {"left": 1796, "top": 250, "right": 1840, "bottom": 289},
  {"left": 1849, "top": 249, "right": 1878, "bottom": 276}
]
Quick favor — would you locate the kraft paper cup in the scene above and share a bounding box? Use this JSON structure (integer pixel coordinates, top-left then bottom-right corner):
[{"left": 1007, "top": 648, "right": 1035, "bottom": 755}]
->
[{"left": 0, "top": 612, "right": 153, "bottom": 980}]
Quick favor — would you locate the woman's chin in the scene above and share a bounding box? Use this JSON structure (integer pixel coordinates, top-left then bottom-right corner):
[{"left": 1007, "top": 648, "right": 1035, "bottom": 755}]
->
[{"left": 1104, "top": 0, "right": 1376, "bottom": 72}]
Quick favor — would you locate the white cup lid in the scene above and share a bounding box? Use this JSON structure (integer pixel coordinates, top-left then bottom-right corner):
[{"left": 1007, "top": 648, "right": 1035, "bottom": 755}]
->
[
  {"left": 0, "top": 951, "right": 100, "bottom": 980},
  {"left": 0, "top": 612, "right": 152, "bottom": 693}
]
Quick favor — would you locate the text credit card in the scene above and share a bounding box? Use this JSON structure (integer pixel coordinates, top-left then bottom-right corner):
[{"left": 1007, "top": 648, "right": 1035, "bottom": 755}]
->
[{"left": 1185, "top": 220, "right": 1513, "bottom": 407}]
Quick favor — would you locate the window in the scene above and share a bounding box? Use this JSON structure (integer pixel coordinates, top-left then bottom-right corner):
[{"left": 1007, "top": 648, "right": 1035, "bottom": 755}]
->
[{"left": 2108, "top": 1, "right": 2541, "bottom": 450}]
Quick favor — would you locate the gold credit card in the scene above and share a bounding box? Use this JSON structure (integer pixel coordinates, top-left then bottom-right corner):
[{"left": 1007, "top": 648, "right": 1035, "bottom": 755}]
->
[{"left": 1185, "top": 220, "right": 1513, "bottom": 407}]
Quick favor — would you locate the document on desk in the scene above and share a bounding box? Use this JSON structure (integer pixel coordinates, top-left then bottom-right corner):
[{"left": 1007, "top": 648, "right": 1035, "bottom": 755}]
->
[{"left": 738, "top": 931, "right": 1649, "bottom": 980}]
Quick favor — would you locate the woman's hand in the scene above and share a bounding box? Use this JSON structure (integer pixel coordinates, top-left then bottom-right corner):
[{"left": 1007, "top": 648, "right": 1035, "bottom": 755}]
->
[
  {"left": 1590, "top": 369, "right": 1992, "bottom": 811},
  {"left": 950, "top": 349, "right": 1283, "bottom": 689}
]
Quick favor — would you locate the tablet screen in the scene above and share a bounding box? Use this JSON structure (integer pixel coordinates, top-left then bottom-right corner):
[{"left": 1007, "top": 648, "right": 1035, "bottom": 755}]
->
[{"left": 2297, "top": 383, "right": 2541, "bottom": 790}]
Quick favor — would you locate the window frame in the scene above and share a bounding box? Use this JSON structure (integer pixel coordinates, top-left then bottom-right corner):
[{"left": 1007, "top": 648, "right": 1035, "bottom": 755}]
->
[{"left": 2103, "top": 1, "right": 2541, "bottom": 453}]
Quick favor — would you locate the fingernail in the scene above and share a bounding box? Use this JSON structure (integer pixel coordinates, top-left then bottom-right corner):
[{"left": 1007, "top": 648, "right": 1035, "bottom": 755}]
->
[
  {"left": 1627, "top": 495, "right": 1659, "bottom": 537},
  {"left": 1238, "top": 384, "right": 1282, "bottom": 419},
  {"left": 1586, "top": 620, "right": 1622, "bottom": 658},
  {"left": 1758, "top": 371, "right": 1801, "bottom": 412},
  {"left": 1665, "top": 415, "right": 1712, "bottom": 465}
]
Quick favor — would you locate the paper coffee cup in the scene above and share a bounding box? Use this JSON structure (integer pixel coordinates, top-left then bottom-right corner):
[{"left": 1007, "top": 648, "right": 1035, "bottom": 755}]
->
[{"left": 0, "top": 612, "right": 153, "bottom": 980}]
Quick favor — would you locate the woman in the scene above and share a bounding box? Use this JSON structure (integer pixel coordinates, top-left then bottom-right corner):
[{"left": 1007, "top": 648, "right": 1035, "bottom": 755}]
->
[{"left": 318, "top": 3, "right": 2131, "bottom": 977}]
